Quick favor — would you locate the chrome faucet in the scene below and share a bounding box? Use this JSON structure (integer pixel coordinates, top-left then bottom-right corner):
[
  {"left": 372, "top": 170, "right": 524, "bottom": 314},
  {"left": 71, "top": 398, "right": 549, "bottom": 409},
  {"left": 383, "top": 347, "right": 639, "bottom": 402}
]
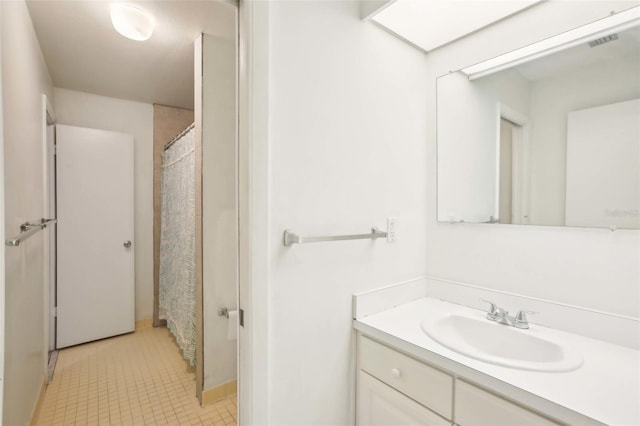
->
[{"left": 481, "top": 299, "right": 535, "bottom": 329}]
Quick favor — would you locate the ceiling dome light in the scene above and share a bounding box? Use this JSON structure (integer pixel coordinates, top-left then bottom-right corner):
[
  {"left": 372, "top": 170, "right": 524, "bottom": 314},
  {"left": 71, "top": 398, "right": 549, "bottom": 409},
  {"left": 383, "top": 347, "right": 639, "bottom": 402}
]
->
[{"left": 110, "top": 4, "right": 155, "bottom": 41}]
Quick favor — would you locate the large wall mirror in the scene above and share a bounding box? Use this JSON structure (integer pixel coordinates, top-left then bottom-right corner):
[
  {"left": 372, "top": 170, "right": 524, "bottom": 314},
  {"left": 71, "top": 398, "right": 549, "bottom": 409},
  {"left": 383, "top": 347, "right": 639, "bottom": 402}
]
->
[{"left": 437, "top": 8, "right": 640, "bottom": 229}]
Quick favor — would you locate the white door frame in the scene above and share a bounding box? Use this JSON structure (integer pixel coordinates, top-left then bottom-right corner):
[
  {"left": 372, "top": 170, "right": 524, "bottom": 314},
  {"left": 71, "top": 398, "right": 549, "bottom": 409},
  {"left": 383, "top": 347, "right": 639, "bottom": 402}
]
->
[
  {"left": 0, "top": 1, "right": 5, "bottom": 415},
  {"left": 42, "top": 95, "right": 56, "bottom": 358},
  {"left": 498, "top": 103, "right": 531, "bottom": 225},
  {"left": 238, "top": 0, "right": 270, "bottom": 424}
]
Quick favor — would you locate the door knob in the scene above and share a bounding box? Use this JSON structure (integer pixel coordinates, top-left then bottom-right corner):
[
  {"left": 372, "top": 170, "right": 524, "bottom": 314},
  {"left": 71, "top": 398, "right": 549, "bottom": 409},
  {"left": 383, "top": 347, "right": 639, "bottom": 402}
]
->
[{"left": 123, "top": 240, "right": 132, "bottom": 248}]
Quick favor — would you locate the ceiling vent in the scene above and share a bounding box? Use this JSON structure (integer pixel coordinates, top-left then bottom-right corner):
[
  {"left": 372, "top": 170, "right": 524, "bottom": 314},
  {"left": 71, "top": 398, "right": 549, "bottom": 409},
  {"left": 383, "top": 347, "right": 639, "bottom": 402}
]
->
[{"left": 588, "top": 34, "right": 619, "bottom": 48}]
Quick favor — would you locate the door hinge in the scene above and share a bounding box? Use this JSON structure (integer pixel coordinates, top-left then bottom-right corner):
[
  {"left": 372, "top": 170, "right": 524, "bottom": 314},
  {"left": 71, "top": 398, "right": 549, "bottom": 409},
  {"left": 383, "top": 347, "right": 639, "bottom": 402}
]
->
[
  {"left": 52, "top": 306, "right": 57, "bottom": 317},
  {"left": 239, "top": 309, "right": 244, "bottom": 327}
]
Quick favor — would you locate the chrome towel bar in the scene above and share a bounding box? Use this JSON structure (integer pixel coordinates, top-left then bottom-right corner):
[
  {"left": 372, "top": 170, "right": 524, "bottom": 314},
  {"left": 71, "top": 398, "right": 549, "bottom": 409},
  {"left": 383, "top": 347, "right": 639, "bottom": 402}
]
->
[
  {"left": 283, "top": 226, "right": 387, "bottom": 247},
  {"left": 5, "top": 218, "right": 57, "bottom": 247}
]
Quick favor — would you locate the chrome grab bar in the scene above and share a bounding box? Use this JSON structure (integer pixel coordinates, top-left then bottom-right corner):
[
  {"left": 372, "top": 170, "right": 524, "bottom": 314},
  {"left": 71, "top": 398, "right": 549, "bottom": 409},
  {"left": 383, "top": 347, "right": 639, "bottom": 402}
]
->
[
  {"left": 5, "top": 218, "right": 57, "bottom": 247},
  {"left": 283, "top": 226, "right": 387, "bottom": 247}
]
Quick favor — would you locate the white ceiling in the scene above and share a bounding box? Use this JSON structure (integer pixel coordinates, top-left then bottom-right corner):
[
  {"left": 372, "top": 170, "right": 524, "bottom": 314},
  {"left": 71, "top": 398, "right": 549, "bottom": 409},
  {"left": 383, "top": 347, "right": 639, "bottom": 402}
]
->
[{"left": 26, "top": 0, "right": 237, "bottom": 110}]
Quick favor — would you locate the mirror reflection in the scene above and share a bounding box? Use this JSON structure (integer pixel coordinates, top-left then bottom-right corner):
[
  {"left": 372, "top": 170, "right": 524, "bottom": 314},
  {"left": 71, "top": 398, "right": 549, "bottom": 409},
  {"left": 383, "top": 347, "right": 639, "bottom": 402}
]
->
[{"left": 437, "top": 24, "right": 640, "bottom": 229}]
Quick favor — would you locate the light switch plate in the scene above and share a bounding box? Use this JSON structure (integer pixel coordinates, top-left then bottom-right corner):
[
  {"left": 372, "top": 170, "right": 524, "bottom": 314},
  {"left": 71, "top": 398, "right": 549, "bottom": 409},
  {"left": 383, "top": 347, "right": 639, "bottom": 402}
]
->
[{"left": 387, "top": 217, "right": 397, "bottom": 242}]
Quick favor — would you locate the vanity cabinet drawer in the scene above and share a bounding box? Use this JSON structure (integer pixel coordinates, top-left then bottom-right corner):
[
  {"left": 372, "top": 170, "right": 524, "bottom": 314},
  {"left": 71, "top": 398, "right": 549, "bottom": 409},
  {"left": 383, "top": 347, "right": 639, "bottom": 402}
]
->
[
  {"left": 357, "top": 370, "right": 452, "bottom": 426},
  {"left": 455, "top": 380, "right": 561, "bottom": 426},
  {"left": 359, "top": 336, "right": 454, "bottom": 419}
]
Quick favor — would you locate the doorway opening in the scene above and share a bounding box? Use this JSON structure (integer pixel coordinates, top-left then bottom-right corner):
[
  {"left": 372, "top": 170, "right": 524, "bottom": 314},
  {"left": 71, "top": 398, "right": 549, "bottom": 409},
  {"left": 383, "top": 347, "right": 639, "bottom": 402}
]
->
[
  {"left": 29, "top": 1, "right": 241, "bottom": 422},
  {"left": 497, "top": 105, "right": 531, "bottom": 225}
]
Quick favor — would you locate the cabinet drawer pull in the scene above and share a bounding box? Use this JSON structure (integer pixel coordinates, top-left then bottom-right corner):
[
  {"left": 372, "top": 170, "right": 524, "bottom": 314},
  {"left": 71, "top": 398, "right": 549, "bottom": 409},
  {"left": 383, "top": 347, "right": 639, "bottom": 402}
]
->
[{"left": 391, "top": 368, "right": 402, "bottom": 378}]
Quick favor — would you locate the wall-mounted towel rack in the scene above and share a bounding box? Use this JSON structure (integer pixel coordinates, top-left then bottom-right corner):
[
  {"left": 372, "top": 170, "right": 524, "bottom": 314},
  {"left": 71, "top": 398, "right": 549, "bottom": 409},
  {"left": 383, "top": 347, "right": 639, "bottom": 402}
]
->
[
  {"left": 5, "top": 218, "right": 57, "bottom": 247},
  {"left": 283, "top": 226, "right": 387, "bottom": 247}
]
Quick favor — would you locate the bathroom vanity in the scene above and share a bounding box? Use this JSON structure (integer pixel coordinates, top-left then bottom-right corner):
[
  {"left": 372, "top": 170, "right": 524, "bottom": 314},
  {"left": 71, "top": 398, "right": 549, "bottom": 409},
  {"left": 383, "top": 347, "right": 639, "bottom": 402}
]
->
[
  {"left": 357, "top": 335, "right": 558, "bottom": 426},
  {"left": 353, "top": 297, "right": 640, "bottom": 426}
]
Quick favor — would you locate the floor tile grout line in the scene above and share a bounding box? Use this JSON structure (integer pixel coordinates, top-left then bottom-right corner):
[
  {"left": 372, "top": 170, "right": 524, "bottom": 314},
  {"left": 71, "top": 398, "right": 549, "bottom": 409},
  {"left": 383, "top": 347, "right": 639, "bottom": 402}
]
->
[{"left": 36, "top": 326, "right": 237, "bottom": 426}]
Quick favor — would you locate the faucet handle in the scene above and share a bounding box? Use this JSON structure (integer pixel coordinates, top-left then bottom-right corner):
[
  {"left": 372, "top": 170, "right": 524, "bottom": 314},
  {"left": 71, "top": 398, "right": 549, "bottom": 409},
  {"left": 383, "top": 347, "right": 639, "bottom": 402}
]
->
[
  {"left": 481, "top": 299, "right": 499, "bottom": 315},
  {"left": 515, "top": 309, "right": 536, "bottom": 320},
  {"left": 514, "top": 310, "right": 536, "bottom": 328}
]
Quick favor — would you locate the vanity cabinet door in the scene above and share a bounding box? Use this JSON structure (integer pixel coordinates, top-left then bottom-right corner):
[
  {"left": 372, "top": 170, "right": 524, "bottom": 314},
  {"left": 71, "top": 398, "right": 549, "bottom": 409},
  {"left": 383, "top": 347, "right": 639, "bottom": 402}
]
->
[
  {"left": 359, "top": 336, "right": 453, "bottom": 419},
  {"left": 357, "top": 371, "right": 452, "bottom": 426},
  {"left": 455, "top": 380, "right": 561, "bottom": 426}
]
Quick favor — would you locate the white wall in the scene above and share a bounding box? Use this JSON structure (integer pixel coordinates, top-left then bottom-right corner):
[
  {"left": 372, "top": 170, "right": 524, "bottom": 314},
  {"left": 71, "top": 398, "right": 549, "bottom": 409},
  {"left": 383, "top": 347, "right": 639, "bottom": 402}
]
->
[
  {"left": 201, "top": 32, "right": 238, "bottom": 391},
  {"left": 426, "top": 1, "right": 640, "bottom": 318},
  {"left": 53, "top": 88, "right": 154, "bottom": 321},
  {"left": 1, "top": 1, "right": 54, "bottom": 424},
  {"left": 264, "top": 1, "right": 429, "bottom": 423},
  {"left": 437, "top": 68, "right": 533, "bottom": 224},
  {"left": 474, "top": 68, "right": 532, "bottom": 116},
  {"left": 437, "top": 72, "right": 499, "bottom": 223}
]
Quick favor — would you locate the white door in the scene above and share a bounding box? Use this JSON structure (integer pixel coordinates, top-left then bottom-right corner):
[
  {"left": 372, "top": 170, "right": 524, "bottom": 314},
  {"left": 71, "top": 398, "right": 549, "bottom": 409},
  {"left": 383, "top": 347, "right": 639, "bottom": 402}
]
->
[
  {"left": 56, "top": 125, "right": 135, "bottom": 348},
  {"left": 565, "top": 99, "right": 640, "bottom": 229}
]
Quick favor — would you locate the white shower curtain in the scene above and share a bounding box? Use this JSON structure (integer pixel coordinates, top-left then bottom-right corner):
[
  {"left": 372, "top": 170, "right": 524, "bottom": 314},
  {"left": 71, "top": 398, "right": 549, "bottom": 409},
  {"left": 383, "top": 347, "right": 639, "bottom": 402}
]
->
[{"left": 159, "top": 125, "right": 196, "bottom": 365}]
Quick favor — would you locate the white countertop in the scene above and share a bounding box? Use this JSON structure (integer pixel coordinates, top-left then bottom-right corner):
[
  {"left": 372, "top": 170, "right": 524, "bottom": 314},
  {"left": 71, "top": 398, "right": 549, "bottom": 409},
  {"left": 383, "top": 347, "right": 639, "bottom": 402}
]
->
[{"left": 354, "top": 297, "right": 640, "bottom": 426}]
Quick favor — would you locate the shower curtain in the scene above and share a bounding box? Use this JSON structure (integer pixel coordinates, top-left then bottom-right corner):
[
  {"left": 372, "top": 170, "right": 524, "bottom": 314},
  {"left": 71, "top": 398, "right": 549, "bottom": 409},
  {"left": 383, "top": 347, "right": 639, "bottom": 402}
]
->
[{"left": 159, "top": 124, "right": 196, "bottom": 365}]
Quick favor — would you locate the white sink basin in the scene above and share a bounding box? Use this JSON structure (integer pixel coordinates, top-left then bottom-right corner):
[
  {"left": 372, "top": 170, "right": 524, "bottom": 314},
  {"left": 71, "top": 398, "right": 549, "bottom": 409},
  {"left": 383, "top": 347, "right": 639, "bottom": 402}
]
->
[{"left": 421, "top": 313, "right": 583, "bottom": 372}]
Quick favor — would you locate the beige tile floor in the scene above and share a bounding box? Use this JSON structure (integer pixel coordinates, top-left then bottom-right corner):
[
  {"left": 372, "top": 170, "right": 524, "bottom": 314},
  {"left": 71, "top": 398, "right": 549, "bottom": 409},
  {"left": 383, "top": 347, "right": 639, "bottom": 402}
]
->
[{"left": 36, "top": 326, "right": 237, "bottom": 426}]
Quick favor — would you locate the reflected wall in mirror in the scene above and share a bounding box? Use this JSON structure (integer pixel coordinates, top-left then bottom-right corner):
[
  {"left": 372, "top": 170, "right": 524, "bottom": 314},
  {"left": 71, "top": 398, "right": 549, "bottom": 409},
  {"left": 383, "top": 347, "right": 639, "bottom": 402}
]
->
[{"left": 437, "top": 12, "right": 640, "bottom": 229}]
